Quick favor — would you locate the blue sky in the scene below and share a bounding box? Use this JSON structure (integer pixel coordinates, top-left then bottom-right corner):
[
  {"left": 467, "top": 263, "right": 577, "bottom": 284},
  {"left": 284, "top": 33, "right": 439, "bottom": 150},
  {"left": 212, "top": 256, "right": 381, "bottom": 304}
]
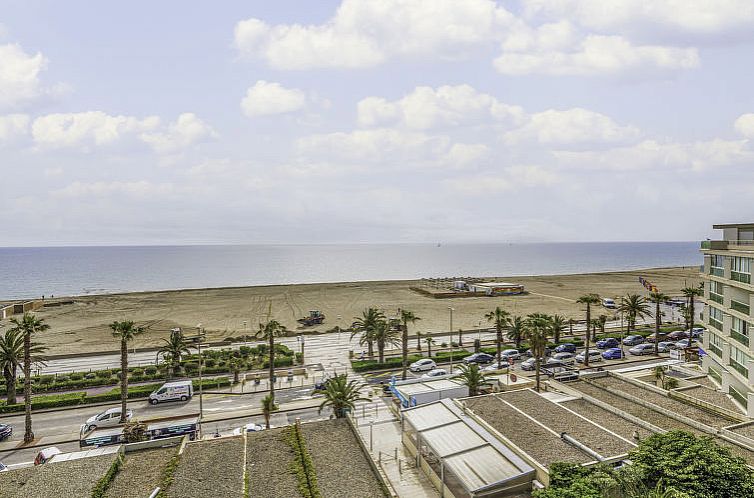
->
[{"left": 1, "top": 0, "right": 753, "bottom": 245}]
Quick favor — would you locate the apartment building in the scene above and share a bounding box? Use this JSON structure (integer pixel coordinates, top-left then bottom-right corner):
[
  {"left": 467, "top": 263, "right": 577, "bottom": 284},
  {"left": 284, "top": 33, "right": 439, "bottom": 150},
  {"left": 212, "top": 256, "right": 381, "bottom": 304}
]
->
[{"left": 700, "top": 223, "right": 754, "bottom": 416}]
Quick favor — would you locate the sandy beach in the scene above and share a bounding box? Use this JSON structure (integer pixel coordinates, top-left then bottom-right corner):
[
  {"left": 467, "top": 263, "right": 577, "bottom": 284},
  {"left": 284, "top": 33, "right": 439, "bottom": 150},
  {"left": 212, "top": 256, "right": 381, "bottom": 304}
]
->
[{"left": 3, "top": 266, "right": 700, "bottom": 355}]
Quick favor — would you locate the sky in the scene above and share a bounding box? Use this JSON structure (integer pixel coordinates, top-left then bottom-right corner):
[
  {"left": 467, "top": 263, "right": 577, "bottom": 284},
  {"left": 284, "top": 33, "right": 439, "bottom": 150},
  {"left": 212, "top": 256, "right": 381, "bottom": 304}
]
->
[{"left": 1, "top": 0, "right": 753, "bottom": 246}]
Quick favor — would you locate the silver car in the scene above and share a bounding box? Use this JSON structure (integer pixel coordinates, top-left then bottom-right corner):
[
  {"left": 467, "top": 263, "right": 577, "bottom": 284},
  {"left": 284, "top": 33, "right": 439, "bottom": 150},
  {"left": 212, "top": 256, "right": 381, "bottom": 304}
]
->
[
  {"left": 83, "top": 407, "right": 133, "bottom": 432},
  {"left": 628, "top": 343, "right": 655, "bottom": 356}
]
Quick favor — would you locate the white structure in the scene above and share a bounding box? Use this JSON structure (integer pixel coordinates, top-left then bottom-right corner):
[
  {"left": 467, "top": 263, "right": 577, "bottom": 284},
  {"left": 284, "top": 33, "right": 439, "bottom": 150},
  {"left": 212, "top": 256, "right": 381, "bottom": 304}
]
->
[
  {"left": 391, "top": 377, "right": 468, "bottom": 408},
  {"left": 468, "top": 282, "right": 524, "bottom": 296}
]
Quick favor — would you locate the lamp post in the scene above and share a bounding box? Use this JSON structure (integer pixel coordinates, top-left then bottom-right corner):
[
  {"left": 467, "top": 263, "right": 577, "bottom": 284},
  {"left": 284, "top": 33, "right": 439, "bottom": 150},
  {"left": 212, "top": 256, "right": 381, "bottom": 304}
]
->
[
  {"left": 190, "top": 324, "right": 207, "bottom": 435},
  {"left": 448, "top": 307, "right": 455, "bottom": 345}
]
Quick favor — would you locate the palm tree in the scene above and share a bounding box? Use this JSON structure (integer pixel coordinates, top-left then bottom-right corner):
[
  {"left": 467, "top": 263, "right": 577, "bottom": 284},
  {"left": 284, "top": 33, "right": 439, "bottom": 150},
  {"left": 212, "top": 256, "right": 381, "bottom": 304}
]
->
[
  {"left": 523, "top": 313, "right": 551, "bottom": 392},
  {"left": 110, "top": 320, "right": 144, "bottom": 424},
  {"left": 424, "top": 336, "right": 435, "bottom": 357},
  {"left": 549, "top": 314, "right": 567, "bottom": 344},
  {"left": 255, "top": 318, "right": 287, "bottom": 403},
  {"left": 652, "top": 365, "right": 680, "bottom": 390},
  {"left": 416, "top": 331, "right": 423, "bottom": 352},
  {"left": 618, "top": 294, "right": 651, "bottom": 334},
  {"left": 317, "top": 374, "right": 369, "bottom": 418},
  {"left": 157, "top": 328, "right": 190, "bottom": 378},
  {"left": 506, "top": 315, "right": 525, "bottom": 350},
  {"left": 682, "top": 284, "right": 703, "bottom": 333},
  {"left": 373, "top": 319, "right": 400, "bottom": 364},
  {"left": 400, "top": 310, "right": 420, "bottom": 381},
  {"left": 0, "top": 329, "right": 46, "bottom": 405},
  {"left": 457, "top": 364, "right": 486, "bottom": 396},
  {"left": 649, "top": 291, "right": 670, "bottom": 355},
  {"left": 351, "top": 308, "right": 385, "bottom": 359},
  {"left": 576, "top": 294, "right": 601, "bottom": 367},
  {"left": 261, "top": 393, "right": 278, "bottom": 429},
  {"left": 590, "top": 319, "right": 600, "bottom": 342},
  {"left": 485, "top": 307, "right": 511, "bottom": 368},
  {"left": 597, "top": 314, "right": 608, "bottom": 338},
  {"left": 9, "top": 313, "right": 50, "bottom": 442}
]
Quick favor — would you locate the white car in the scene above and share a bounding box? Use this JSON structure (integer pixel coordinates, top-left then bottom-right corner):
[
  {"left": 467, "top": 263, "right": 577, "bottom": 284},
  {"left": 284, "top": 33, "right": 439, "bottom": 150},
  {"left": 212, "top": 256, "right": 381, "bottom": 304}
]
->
[
  {"left": 83, "top": 407, "right": 133, "bottom": 432},
  {"left": 233, "top": 423, "right": 265, "bottom": 435},
  {"left": 483, "top": 361, "right": 510, "bottom": 372},
  {"left": 500, "top": 349, "right": 521, "bottom": 360},
  {"left": 421, "top": 369, "right": 448, "bottom": 379},
  {"left": 409, "top": 359, "right": 436, "bottom": 372},
  {"left": 629, "top": 343, "right": 656, "bottom": 355},
  {"left": 657, "top": 341, "right": 679, "bottom": 353},
  {"left": 575, "top": 350, "right": 603, "bottom": 363}
]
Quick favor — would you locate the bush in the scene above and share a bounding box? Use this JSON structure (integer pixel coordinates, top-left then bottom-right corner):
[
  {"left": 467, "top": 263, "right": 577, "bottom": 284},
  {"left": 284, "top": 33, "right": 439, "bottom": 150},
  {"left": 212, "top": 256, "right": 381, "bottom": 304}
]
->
[
  {"left": 204, "top": 359, "right": 216, "bottom": 368},
  {"left": 145, "top": 366, "right": 158, "bottom": 375},
  {"left": 239, "top": 346, "right": 252, "bottom": 357},
  {"left": 85, "top": 372, "right": 97, "bottom": 380},
  {"left": 56, "top": 375, "right": 69, "bottom": 383},
  {"left": 96, "top": 370, "right": 111, "bottom": 379},
  {"left": 351, "top": 354, "right": 423, "bottom": 373},
  {"left": 69, "top": 372, "right": 84, "bottom": 381},
  {"left": 131, "top": 368, "right": 144, "bottom": 377}
]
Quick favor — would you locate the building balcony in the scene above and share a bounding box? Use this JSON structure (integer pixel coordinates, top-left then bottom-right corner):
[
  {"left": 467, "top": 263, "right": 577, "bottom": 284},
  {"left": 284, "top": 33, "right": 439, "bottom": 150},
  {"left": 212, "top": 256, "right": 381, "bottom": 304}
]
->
[
  {"left": 730, "top": 330, "right": 750, "bottom": 347},
  {"left": 710, "top": 267, "right": 725, "bottom": 277},
  {"left": 732, "top": 271, "right": 752, "bottom": 284},
  {"left": 709, "top": 293, "right": 724, "bottom": 305},
  {"left": 709, "top": 318, "right": 724, "bottom": 331},
  {"left": 709, "top": 343, "right": 723, "bottom": 358},
  {"left": 731, "top": 300, "right": 751, "bottom": 316},
  {"left": 701, "top": 240, "right": 754, "bottom": 252},
  {"left": 730, "top": 360, "right": 749, "bottom": 378}
]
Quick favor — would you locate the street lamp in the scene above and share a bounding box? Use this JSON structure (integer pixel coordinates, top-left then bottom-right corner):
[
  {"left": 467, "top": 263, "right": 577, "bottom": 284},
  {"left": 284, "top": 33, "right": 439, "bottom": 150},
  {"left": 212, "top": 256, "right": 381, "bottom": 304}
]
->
[
  {"left": 188, "top": 324, "right": 207, "bottom": 435},
  {"left": 448, "top": 307, "right": 455, "bottom": 345}
]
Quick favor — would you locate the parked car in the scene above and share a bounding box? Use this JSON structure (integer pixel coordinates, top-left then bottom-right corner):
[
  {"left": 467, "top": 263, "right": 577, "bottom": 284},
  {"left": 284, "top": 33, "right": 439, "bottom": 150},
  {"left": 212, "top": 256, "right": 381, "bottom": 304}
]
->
[
  {"left": 690, "top": 328, "right": 705, "bottom": 338},
  {"left": 675, "top": 339, "right": 692, "bottom": 349},
  {"left": 148, "top": 380, "right": 193, "bottom": 405},
  {"left": 596, "top": 337, "right": 620, "bottom": 349},
  {"left": 409, "top": 359, "right": 436, "bottom": 372},
  {"left": 34, "top": 447, "right": 61, "bottom": 466},
  {"left": 575, "top": 350, "right": 603, "bottom": 363},
  {"left": 0, "top": 462, "right": 7, "bottom": 472},
  {"left": 622, "top": 335, "right": 644, "bottom": 346},
  {"left": 602, "top": 347, "right": 624, "bottom": 360},
  {"left": 524, "top": 346, "right": 552, "bottom": 357},
  {"left": 602, "top": 298, "right": 616, "bottom": 309},
  {"left": 554, "top": 343, "right": 577, "bottom": 353},
  {"left": 521, "top": 358, "right": 537, "bottom": 371},
  {"left": 657, "top": 341, "right": 678, "bottom": 353},
  {"left": 0, "top": 424, "right": 11, "bottom": 441},
  {"left": 667, "top": 330, "right": 688, "bottom": 340},
  {"left": 551, "top": 352, "right": 575, "bottom": 365},
  {"left": 83, "top": 408, "right": 132, "bottom": 432},
  {"left": 483, "top": 361, "right": 510, "bottom": 372},
  {"left": 541, "top": 361, "right": 579, "bottom": 381},
  {"left": 645, "top": 333, "right": 668, "bottom": 343},
  {"left": 629, "top": 343, "right": 656, "bottom": 355},
  {"left": 501, "top": 349, "right": 521, "bottom": 360},
  {"left": 421, "top": 369, "right": 448, "bottom": 379},
  {"left": 463, "top": 352, "right": 494, "bottom": 364}
]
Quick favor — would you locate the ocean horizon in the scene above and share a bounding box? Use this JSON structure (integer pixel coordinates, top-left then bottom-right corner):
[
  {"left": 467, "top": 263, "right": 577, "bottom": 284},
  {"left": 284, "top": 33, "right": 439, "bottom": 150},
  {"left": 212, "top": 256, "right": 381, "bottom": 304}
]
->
[{"left": 0, "top": 242, "right": 702, "bottom": 301}]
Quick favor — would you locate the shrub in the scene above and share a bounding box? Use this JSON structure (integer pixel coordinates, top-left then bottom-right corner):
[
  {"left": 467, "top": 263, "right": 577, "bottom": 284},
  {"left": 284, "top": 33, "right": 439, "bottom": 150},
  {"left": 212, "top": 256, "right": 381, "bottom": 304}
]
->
[
  {"left": 69, "top": 372, "right": 84, "bottom": 381},
  {"left": 85, "top": 372, "right": 97, "bottom": 380},
  {"left": 96, "top": 370, "right": 111, "bottom": 379},
  {"left": 145, "top": 366, "right": 158, "bottom": 375},
  {"left": 239, "top": 346, "right": 252, "bottom": 356},
  {"left": 204, "top": 359, "right": 216, "bottom": 368},
  {"left": 56, "top": 375, "right": 70, "bottom": 383},
  {"left": 131, "top": 368, "right": 144, "bottom": 377}
]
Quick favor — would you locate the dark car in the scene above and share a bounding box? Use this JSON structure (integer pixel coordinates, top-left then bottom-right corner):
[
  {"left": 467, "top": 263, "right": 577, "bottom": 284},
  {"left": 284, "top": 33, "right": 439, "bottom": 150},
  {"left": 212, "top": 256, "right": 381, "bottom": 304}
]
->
[
  {"left": 596, "top": 337, "right": 620, "bottom": 349},
  {"left": 622, "top": 335, "right": 644, "bottom": 346},
  {"left": 0, "top": 424, "right": 11, "bottom": 441},
  {"left": 554, "top": 343, "right": 577, "bottom": 353},
  {"left": 667, "top": 330, "right": 688, "bottom": 340},
  {"left": 524, "top": 346, "right": 552, "bottom": 358},
  {"left": 463, "top": 352, "right": 494, "bottom": 364}
]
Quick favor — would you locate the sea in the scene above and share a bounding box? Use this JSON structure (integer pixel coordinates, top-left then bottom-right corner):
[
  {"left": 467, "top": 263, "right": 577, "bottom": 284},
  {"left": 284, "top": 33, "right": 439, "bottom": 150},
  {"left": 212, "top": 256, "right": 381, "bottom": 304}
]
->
[{"left": 0, "top": 242, "right": 702, "bottom": 301}]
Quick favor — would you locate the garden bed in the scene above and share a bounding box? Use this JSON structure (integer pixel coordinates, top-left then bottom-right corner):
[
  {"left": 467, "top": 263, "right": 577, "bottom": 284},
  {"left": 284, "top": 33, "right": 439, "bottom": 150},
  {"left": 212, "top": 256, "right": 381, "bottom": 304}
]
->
[
  {"left": 168, "top": 436, "right": 245, "bottom": 498},
  {"left": 104, "top": 445, "right": 178, "bottom": 498},
  {"left": 560, "top": 398, "right": 653, "bottom": 441},
  {"left": 246, "top": 427, "right": 303, "bottom": 498},
  {"left": 301, "top": 419, "right": 386, "bottom": 498}
]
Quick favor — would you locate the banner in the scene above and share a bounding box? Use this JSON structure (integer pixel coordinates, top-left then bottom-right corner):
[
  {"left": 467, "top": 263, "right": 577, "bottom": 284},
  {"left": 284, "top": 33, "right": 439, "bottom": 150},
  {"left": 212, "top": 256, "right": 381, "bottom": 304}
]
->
[{"left": 639, "top": 276, "right": 659, "bottom": 293}]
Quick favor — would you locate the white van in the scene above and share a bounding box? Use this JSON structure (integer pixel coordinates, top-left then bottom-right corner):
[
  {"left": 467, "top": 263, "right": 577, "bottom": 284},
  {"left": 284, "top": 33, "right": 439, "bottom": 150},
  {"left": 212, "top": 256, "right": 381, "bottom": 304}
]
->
[{"left": 148, "top": 381, "right": 193, "bottom": 405}]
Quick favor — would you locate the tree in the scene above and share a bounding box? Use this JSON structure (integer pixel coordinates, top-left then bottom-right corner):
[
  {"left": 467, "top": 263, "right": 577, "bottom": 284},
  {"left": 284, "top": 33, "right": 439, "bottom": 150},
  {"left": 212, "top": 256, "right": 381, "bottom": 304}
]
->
[
  {"left": 317, "top": 374, "right": 369, "bottom": 418},
  {"left": 123, "top": 421, "right": 148, "bottom": 443},
  {"left": 229, "top": 357, "right": 242, "bottom": 384},
  {"left": 351, "top": 308, "right": 385, "bottom": 359},
  {"left": 255, "top": 318, "right": 287, "bottom": 403},
  {"left": 424, "top": 337, "right": 435, "bottom": 357},
  {"left": 507, "top": 315, "right": 525, "bottom": 349},
  {"left": 681, "top": 285, "right": 703, "bottom": 345},
  {"left": 486, "top": 307, "right": 511, "bottom": 368},
  {"left": 576, "top": 294, "right": 601, "bottom": 367},
  {"left": 157, "top": 328, "right": 190, "bottom": 378},
  {"left": 549, "top": 314, "right": 567, "bottom": 344},
  {"left": 597, "top": 315, "right": 608, "bottom": 338},
  {"left": 373, "top": 319, "right": 400, "bottom": 364},
  {"left": 261, "top": 393, "right": 278, "bottom": 429},
  {"left": 618, "top": 294, "right": 651, "bottom": 334},
  {"left": 652, "top": 366, "right": 679, "bottom": 390},
  {"left": 416, "top": 331, "right": 423, "bottom": 352},
  {"left": 649, "top": 292, "right": 670, "bottom": 355},
  {"left": 9, "top": 313, "right": 50, "bottom": 442},
  {"left": 400, "top": 310, "right": 420, "bottom": 381},
  {"left": 457, "top": 363, "right": 486, "bottom": 396},
  {"left": 110, "top": 320, "right": 144, "bottom": 424},
  {"left": 0, "top": 329, "right": 46, "bottom": 405},
  {"left": 524, "top": 313, "right": 551, "bottom": 392}
]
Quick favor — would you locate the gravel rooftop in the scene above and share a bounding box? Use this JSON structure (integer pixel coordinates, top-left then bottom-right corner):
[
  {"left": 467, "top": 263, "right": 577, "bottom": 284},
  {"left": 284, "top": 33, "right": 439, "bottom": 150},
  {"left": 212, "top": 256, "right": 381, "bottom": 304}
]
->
[
  {"left": 302, "top": 419, "right": 386, "bottom": 498},
  {"left": 105, "top": 445, "right": 178, "bottom": 498},
  {"left": 168, "top": 436, "right": 245, "bottom": 498},
  {"left": 246, "top": 427, "right": 303, "bottom": 498},
  {"left": 560, "top": 398, "right": 653, "bottom": 441},
  {"left": 464, "top": 395, "right": 590, "bottom": 467},
  {"left": 500, "top": 390, "right": 635, "bottom": 457},
  {"left": 674, "top": 385, "right": 742, "bottom": 414},
  {"left": 0, "top": 453, "right": 117, "bottom": 498}
]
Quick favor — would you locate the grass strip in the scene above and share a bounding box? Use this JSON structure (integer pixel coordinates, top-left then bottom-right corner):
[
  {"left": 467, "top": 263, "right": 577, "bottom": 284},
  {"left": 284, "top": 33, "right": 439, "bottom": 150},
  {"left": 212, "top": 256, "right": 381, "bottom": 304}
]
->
[
  {"left": 91, "top": 451, "right": 124, "bottom": 498},
  {"left": 285, "top": 424, "right": 321, "bottom": 498}
]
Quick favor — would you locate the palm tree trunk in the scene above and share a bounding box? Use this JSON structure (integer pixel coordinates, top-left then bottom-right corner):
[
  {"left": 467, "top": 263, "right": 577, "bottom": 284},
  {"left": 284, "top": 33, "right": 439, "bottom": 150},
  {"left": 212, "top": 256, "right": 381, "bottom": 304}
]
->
[
  {"left": 367, "top": 339, "right": 374, "bottom": 359},
  {"left": 264, "top": 412, "right": 270, "bottom": 429},
  {"left": 4, "top": 367, "right": 16, "bottom": 405},
  {"left": 428, "top": 341, "right": 432, "bottom": 357},
  {"left": 120, "top": 339, "right": 128, "bottom": 423},
  {"left": 458, "top": 328, "right": 463, "bottom": 347},
  {"left": 378, "top": 341, "right": 385, "bottom": 364},
  {"left": 584, "top": 305, "right": 591, "bottom": 367},
  {"left": 269, "top": 334, "right": 275, "bottom": 402},
  {"left": 654, "top": 300, "right": 660, "bottom": 355},
  {"left": 23, "top": 331, "right": 33, "bottom": 443},
  {"left": 416, "top": 333, "right": 422, "bottom": 351},
  {"left": 554, "top": 329, "right": 560, "bottom": 344},
  {"left": 401, "top": 322, "right": 408, "bottom": 381},
  {"left": 534, "top": 355, "right": 541, "bottom": 392},
  {"left": 496, "top": 326, "right": 502, "bottom": 366}
]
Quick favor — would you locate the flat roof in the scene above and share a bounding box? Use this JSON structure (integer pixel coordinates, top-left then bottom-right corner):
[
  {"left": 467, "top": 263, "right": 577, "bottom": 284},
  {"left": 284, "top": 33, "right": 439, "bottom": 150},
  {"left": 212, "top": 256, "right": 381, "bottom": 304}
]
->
[
  {"left": 394, "top": 378, "right": 464, "bottom": 396},
  {"left": 713, "top": 223, "right": 754, "bottom": 229}
]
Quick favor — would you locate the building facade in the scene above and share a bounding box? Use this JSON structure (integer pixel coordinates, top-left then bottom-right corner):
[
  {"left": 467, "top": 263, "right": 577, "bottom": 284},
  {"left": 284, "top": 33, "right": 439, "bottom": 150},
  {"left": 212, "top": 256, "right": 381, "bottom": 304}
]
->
[{"left": 700, "top": 223, "right": 754, "bottom": 416}]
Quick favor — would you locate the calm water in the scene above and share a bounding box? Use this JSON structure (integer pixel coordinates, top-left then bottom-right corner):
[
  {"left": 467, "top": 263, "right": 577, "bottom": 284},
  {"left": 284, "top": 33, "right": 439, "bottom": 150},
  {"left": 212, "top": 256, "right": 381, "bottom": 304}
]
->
[{"left": 0, "top": 243, "right": 701, "bottom": 300}]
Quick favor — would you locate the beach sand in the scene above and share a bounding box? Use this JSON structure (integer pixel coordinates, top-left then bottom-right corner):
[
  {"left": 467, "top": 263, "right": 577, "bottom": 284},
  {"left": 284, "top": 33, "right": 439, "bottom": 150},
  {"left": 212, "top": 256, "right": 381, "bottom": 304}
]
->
[{"left": 7, "top": 266, "right": 700, "bottom": 355}]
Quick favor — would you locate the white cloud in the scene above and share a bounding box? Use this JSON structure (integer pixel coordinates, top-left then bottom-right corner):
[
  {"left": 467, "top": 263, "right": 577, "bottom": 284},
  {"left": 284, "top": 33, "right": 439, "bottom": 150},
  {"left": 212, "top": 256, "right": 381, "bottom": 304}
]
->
[
  {"left": 32, "top": 111, "right": 159, "bottom": 148},
  {"left": 234, "top": 0, "right": 514, "bottom": 69},
  {"left": 504, "top": 108, "right": 640, "bottom": 146},
  {"left": 0, "top": 113, "right": 30, "bottom": 143},
  {"left": 357, "top": 84, "right": 524, "bottom": 130},
  {"left": 0, "top": 44, "right": 49, "bottom": 109},
  {"left": 446, "top": 164, "right": 558, "bottom": 194},
  {"left": 240, "top": 80, "right": 306, "bottom": 117},
  {"left": 140, "top": 113, "right": 217, "bottom": 154},
  {"left": 734, "top": 113, "right": 754, "bottom": 139},
  {"left": 54, "top": 181, "right": 176, "bottom": 198}
]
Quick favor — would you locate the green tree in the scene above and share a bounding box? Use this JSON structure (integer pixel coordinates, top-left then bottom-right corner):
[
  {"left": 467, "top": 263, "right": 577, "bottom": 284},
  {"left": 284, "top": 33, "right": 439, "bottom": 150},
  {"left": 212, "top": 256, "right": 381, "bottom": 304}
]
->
[
  {"left": 507, "top": 315, "right": 525, "bottom": 349},
  {"left": 424, "top": 336, "right": 435, "bottom": 357},
  {"left": 485, "top": 307, "right": 511, "bottom": 368},
  {"left": 373, "top": 319, "right": 400, "bottom": 364},
  {"left": 400, "top": 309, "right": 420, "bottom": 381},
  {"left": 255, "top": 318, "right": 288, "bottom": 403},
  {"left": 317, "top": 374, "right": 369, "bottom": 418},
  {"left": 549, "top": 314, "right": 567, "bottom": 344},
  {"left": 261, "top": 393, "right": 278, "bottom": 429},
  {"left": 351, "top": 308, "right": 385, "bottom": 359},
  {"left": 457, "top": 363, "right": 486, "bottom": 396},
  {"left": 576, "top": 294, "right": 601, "bottom": 367},
  {"left": 649, "top": 291, "right": 670, "bottom": 355},
  {"left": 0, "top": 329, "right": 46, "bottom": 405},
  {"left": 681, "top": 285, "right": 703, "bottom": 343},
  {"left": 524, "top": 313, "right": 551, "bottom": 392},
  {"left": 416, "top": 331, "right": 423, "bottom": 352},
  {"left": 9, "top": 313, "right": 50, "bottom": 442},
  {"left": 157, "top": 328, "right": 190, "bottom": 378},
  {"left": 597, "top": 315, "right": 608, "bottom": 338},
  {"left": 110, "top": 320, "right": 144, "bottom": 424},
  {"left": 618, "top": 294, "right": 651, "bottom": 335},
  {"left": 653, "top": 366, "right": 680, "bottom": 390}
]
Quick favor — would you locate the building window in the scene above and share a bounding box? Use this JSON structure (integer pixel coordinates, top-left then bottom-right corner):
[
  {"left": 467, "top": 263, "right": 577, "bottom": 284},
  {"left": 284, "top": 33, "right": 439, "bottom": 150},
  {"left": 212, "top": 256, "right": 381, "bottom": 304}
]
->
[
  {"left": 710, "top": 255, "right": 725, "bottom": 277},
  {"left": 731, "top": 317, "right": 750, "bottom": 347},
  {"left": 709, "top": 306, "right": 724, "bottom": 331},
  {"left": 729, "top": 345, "right": 751, "bottom": 378},
  {"left": 731, "top": 257, "right": 752, "bottom": 284},
  {"left": 709, "top": 281, "right": 724, "bottom": 304},
  {"left": 709, "top": 332, "right": 724, "bottom": 357}
]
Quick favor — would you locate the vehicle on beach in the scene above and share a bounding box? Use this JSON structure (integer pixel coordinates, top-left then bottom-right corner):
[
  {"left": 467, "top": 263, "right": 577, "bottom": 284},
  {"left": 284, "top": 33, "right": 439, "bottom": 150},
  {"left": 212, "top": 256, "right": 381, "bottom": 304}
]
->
[
  {"left": 0, "top": 423, "right": 11, "bottom": 441},
  {"left": 297, "top": 310, "right": 325, "bottom": 326},
  {"left": 83, "top": 408, "right": 132, "bottom": 433},
  {"left": 148, "top": 380, "right": 193, "bottom": 405},
  {"left": 463, "top": 352, "right": 494, "bottom": 364},
  {"left": 622, "top": 335, "right": 644, "bottom": 346},
  {"left": 629, "top": 343, "right": 656, "bottom": 355},
  {"left": 551, "top": 352, "right": 575, "bottom": 365},
  {"left": 575, "top": 350, "right": 603, "bottom": 363},
  {"left": 596, "top": 337, "right": 620, "bottom": 349},
  {"left": 421, "top": 369, "right": 448, "bottom": 379},
  {"left": 554, "top": 343, "right": 577, "bottom": 353},
  {"left": 409, "top": 359, "right": 436, "bottom": 372},
  {"left": 602, "top": 298, "right": 616, "bottom": 309},
  {"left": 602, "top": 348, "right": 624, "bottom": 360}
]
